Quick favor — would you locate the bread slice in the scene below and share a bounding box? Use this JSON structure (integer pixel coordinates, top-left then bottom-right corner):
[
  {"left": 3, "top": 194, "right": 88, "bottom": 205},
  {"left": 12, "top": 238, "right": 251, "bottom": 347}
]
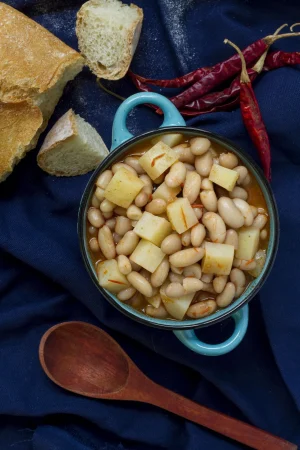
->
[
  {"left": 37, "top": 109, "right": 109, "bottom": 176},
  {"left": 0, "top": 3, "right": 84, "bottom": 181},
  {"left": 0, "top": 102, "right": 44, "bottom": 182},
  {"left": 76, "top": 0, "right": 143, "bottom": 80}
]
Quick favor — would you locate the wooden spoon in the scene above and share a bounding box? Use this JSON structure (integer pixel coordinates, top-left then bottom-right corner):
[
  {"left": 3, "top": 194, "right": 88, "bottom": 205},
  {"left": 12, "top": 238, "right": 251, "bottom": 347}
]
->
[{"left": 39, "top": 322, "right": 297, "bottom": 450}]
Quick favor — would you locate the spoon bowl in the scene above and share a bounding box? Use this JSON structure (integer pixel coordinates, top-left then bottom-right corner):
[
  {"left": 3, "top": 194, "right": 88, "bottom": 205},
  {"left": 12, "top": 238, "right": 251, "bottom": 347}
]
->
[
  {"left": 39, "top": 322, "right": 297, "bottom": 450},
  {"left": 39, "top": 322, "right": 130, "bottom": 397}
]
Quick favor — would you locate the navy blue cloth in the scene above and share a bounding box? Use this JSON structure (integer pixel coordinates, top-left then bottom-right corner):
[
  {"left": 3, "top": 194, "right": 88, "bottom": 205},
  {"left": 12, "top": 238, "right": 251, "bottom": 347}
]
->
[{"left": 1, "top": 0, "right": 300, "bottom": 448}]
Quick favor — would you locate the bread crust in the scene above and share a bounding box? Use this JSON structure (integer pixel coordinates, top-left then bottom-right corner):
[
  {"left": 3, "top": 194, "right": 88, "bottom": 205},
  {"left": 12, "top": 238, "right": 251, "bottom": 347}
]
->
[
  {"left": 0, "top": 2, "right": 84, "bottom": 104},
  {"left": 0, "top": 101, "right": 43, "bottom": 181},
  {"left": 76, "top": 0, "right": 143, "bottom": 80}
]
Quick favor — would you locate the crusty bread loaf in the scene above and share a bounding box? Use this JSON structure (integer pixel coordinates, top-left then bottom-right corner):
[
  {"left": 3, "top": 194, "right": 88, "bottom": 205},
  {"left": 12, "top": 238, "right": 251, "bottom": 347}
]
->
[
  {"left": 37, "top": 109, "right": 109, "bottom": 176},
  {"left": 0, "top": 3, "right": 84, "bottom": 181},
  {"left": 0, "top": 102, "right": 44, "bottom": 182},
  {"left": 76, "top": 0, "right": 143, "bottom": 80}
]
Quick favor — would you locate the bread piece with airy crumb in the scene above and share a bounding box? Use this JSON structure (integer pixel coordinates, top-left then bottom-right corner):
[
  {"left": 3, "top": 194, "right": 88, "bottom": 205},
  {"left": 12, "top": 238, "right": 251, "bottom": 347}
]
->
[
  {"left": 0, "top": 102, "right": 43, "bottom": 182},
  {"left": 37, "top": 109, "right": 109, "bottom": 177},
  {"left": 76, "top": 0, "right": 143, "bottom": 80},
  {"left": 0, "top": 3, "right": 84, "bottom": 181}
]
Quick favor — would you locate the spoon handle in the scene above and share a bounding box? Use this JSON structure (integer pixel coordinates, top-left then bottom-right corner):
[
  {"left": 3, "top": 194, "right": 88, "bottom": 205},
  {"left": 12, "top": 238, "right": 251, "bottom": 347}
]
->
[{"left": 142, "top": 381, "right": 297, "bottom": 450}]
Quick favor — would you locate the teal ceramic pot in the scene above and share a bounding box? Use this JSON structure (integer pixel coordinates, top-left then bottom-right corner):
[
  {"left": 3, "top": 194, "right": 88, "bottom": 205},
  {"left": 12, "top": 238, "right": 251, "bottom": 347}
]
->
[{"left": 78, "top": 93, "right": 279, "bottom": 356}]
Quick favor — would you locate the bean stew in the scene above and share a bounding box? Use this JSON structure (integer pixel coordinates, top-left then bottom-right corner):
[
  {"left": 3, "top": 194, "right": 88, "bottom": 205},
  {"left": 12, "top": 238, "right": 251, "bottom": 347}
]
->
[{"left": 86, "top": 133, "right": 269, "bottom": 321}]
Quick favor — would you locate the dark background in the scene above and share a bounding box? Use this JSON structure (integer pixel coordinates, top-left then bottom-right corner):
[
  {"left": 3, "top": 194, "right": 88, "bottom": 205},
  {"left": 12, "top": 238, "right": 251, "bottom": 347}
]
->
[{"left": 1, "top": 0, "right": 300, "bottom": 449}]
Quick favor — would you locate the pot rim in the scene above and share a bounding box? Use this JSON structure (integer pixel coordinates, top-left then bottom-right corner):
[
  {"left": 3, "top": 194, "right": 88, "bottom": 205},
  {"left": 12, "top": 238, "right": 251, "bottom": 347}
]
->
[{"left": 78, "top": 126, "right": 279, "bottom": 330}]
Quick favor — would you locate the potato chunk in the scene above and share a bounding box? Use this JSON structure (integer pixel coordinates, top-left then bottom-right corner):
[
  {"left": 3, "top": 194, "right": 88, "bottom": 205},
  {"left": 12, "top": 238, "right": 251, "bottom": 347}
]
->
[
  {"left": 134, "top": 211, "right": 172, "bottom": 246},
  {"left": 104, "top": 167, "right": 144, "bottom": 208},
  {"left": 152, "top": 181, "right": 181, "bottom": 203},
  {"left": 139, "top": 142, "right": 178, "bottom": 180},
  {"left": 209, "top": 164, "right": 239, "bottom": 191},
  {"left": 202, "top": 242, "right": 235, "bottom": 275},
  {"left": 160, "top": 284, "right": 194, "bottom": 320},
  {"left": 167, "top": 198, "right": 198, "bottom": 234},
  {"left": 130, "top": 239, "right": 165, "bottom": 273},
  {"left": 151, "top": 133, "right": 183, "bottom": 148},
  {"left": 98, "top": 259, "right": 129, "bottom": 293},
  {"left": 236, "top": 227, "right": 260, "bottom": 260}
]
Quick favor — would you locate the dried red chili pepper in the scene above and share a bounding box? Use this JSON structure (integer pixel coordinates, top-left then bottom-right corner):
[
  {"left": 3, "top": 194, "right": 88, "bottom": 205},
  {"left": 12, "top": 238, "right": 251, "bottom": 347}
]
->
[
  {"left": 263, "top": 51, "right": 300, "bottom": 70},
  {"left": 171, "top": 30, "right": 300, "bottom": 110},
  {"left": 225, "top": 39, "right": 271, "bottom": 180},
  {"left": 130, "top": 24, "right": 288, "bottom": 89}
]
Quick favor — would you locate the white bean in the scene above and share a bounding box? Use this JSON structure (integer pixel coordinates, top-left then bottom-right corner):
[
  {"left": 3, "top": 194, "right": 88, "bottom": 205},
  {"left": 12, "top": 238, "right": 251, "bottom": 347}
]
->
[
  {"left": 100, "top": 199, "right": 116, "bottom": 213},
  {"left": 127, "top": 272, "right": 153, "bottom": 297},
  {"left": 195, "top": 151, "right": 213, "bottom": 177},
  {"left": 145, "top": 198, "right": 167, "bottom": 215},
  {"left": 181, "top": 230, "right": 191, "bottom": 247},
  {"left": 89, "top": 237, "right": 100, "bottom": 253},
  {"left": 115, "top": 216, "right": 132, "bottom": 236},
  {"left": 233, "top": 258, "right": 256, "bottom": 271},
  {"left": 116, "top": 231, "right": 139, "bottom": 255},
  {"left": 201, "top": 178, "right": 214, "bottom": 190},
  {"left": 224, "top": 229, "right": 239, "bottom": 250},
  {"left": 187, "top": 300, "right": 217, "bottom": 318},
  {"left": 230, "top": 268, "right": 246, "bottom": 287},
  {"left": 213, "top": 275, "right": 228, "bottom": 294},
  {"left": 183, "top": 263, "right": 202, "bottom": 279},
  {"left": 216, "top": 282, "right": 236, "bottom": 307},
  {"left": 217, "top": 197, "right": 245, "bottom": 229},
  {"left": 165, "top": 282, "right": 186, "bottom": 298},
  {"left": 193, "top": 207, "right": 203, "bottom": 220},
  {"left": 117, "top": 255, "right": 132, "bottom": 275},
  {"left": 183, "top": 171, "right": 201, "bottom": 204},
  {"left": 253, "top": 214, "right": 268, "bottom": 230},
  {"left": 170, "top": 264, "right": 184, "bottom": 274},
  {"left": 219, "top": 152, "right": 238, "bottom": 169},
  {"left": 106, "top": 218, "right": 116, "bottom": 231},
  {"left": 191, "top": 224, "right": 206, "bottom": 247},
  {"left": 173, "top": 143, "right": 195, "bottom": 164},
  {"left": 98, "top": 225, "right": 116, "bottom": 259},
  {"left": 114, "top": 206, "right": 127, "bottom": 216},
  {"left": 96, "top": 170, "right": 113, "bottom": 189},
  {"left": 169, "top": 272, "right": 184, "bottom": 283},
  {"left": 201, "top": 273, "right": 214, "bottom": 283},
  {"left": 126, "top": 205, "right": 142, "bottom": 220},
  {"left": 169, "top": 248, "right": 205, "bottom": 267},
  {"left": 91, "top": 194, "right": 101, "bottom": 208},
  {"left": 184, "top": 163, "right": 196, "bottom": 172},
  {"left": 200, "top": 190, "right": 218, "bottom": 212},
  {"left": 258, "top": 207, "right": 266, "bottom": 214},
  {"left": 260, "top": 229, "right": 268, "bottom": 240},
  {"left": 229, "top": 186, "right": 248, "bottom": 201},
  {"left": 124, "top": 156, "right": 145, "bottom": 174},
  {"left": 140, "top": 174, "right": 152, "bottom": 187},
  {"left": 112, "top": 162, "right": 137, "bottom": 176},
  {"left": 201, "top": 282, "right": 216, "bottom": 293},
  {"left": 88, "top": 226, "right": 97, "bottom": 236},
  {"left": 95, "top": 187, "right": 105, "bottom": 202},
  {"left": 165, "top": 162, "right": 186, "bottom": 188},
  {"left": 243, "top": 174, "right": 251, "bottom": 187},
  {"left": 250, "top": 205, "right": 258, "bottom": 218},
  {"left": 117, "top": 287, "right": 136, "bottom": 301},
  {"left": 103, "top": 211, "right": 113, "bottom": 219},
  {"left": 234, "top": 166, "right": 248, "bottom": 185},
  {"left": 202, "top": 212, "right": 226, "bottom": 243},
  {"left": 146, "top": 304, "right": 168, "bottom": 318},
  {"left": 183, "top": 277, "right": 203, "bottom": 293},
  {"left": 135, "top": 191, "right": 149, "bottom": 208},
  {"left": 232, "top": 198, "right": 254, "bottom": 226},
  {"left": 131, "top": 220, "right": 138, "bottom": 227},
  {"left": 151, "top": 257, "right": 169, "bottom": 287},
  {"left": 190, "top": 137, "right": 211, "bottom": 156},
  {"left": 153, "top": 173, "right": 165, "bottom": 184},
  {"left": 161, "top": 234, "right": 182, "bottom": 255},
  {"left": 87, "top": 208, "right": 105, "bottom": 228}
]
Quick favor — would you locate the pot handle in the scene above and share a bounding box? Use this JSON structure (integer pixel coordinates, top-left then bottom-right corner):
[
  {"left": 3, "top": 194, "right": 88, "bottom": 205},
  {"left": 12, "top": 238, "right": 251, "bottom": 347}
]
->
[
  {"left": 111, "top": 92, "right": 186, "bottom": 150},
  {"left": 173, "top": 305, "right": 249, "bottom": 356}
]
